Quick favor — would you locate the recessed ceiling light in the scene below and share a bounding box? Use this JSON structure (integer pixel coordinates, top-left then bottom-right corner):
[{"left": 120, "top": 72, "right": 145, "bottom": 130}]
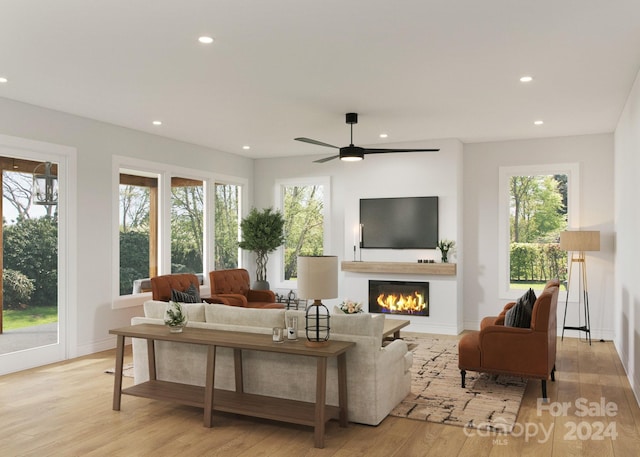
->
[
  {"left": 0, "top": 77, "right": 7, "bottom": 84},
  {"left": 152, "top": 120, "right": 162, "bottom": 126},
  {"left": 198, "top": 36, "right": 214, "bottom": 44},
  {"left": 242, "top": 145, "right": 251, "bottom": 150},
  {"left": 534, "top": 120, "right": 544, "bottom": 125},
  {"left": 520, "top": 76, "right": 533, "bottom": 83},
  {"left": 379, "top": 133, "right": 388, "bottom": 139}
]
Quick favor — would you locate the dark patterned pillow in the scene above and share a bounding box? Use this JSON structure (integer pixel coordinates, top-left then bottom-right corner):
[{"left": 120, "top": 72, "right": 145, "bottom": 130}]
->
[
  {"left": 170, "top": 283, "right": 200, "bottom": 303},
  {"left": 504, "top": 288, "right": 536, "bottom": 328}
]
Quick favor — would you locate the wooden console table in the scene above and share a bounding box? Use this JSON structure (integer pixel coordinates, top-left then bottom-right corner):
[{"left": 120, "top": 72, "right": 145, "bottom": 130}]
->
[{"left": 109, "top": 324, "right": 354, "bottom": 449}]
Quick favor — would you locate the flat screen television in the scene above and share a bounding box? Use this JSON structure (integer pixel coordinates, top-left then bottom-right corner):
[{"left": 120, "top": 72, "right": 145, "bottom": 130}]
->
[{"left": 359, "top": 196, "right": 438, "bottom": 249}]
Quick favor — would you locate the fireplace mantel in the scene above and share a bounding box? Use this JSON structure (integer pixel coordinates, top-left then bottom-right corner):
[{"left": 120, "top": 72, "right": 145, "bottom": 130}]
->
[{"left": 341, "top": 261, "right": 456, "bottom": 276}]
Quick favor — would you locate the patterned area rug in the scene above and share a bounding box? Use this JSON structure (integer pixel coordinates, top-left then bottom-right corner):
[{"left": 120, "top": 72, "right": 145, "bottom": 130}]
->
[{"left": 389, "top": 335, "right": 526, "bottom": 432}]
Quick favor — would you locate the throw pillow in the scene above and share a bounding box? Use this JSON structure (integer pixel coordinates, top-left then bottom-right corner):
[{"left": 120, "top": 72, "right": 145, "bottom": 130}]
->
[
  {"left": 171, "top": 283, "right": 200, "bottom": 303},
  {"left": 504, "top": 288, "right": 536, "bottom": 328}
]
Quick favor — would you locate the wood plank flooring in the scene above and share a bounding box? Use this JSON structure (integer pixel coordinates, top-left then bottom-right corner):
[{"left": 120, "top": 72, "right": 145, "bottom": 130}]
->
[{"left": 1, "top": 335, "right": 638, "bottom": 456}]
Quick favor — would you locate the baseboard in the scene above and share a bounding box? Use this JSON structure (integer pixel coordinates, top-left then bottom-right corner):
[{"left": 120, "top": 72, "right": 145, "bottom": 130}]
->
[{"left": 73, "top": 336, "right": 117, "bottom": 358}]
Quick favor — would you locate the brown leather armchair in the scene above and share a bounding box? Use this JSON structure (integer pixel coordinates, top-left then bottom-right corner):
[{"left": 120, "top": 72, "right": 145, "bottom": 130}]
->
[
  {"left": 208, "top": 268, "right": 284, "bottom": 309},
  {"left": 458, "top": 280, "right": 560, "bottom": 398},
  {"left": 150, "top": 273, "right": 226, "bottom": 304}
]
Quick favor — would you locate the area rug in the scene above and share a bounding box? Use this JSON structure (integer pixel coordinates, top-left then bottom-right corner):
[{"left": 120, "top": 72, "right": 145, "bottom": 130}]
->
[
  {"left": 105, "top": 363, "right": 134, "bottom": 378},
  {"left": 389, "top": 335, "right": 526, "bottom": 432}
]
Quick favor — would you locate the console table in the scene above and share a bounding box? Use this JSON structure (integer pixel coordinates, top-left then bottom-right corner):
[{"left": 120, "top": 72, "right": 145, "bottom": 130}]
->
[{"left": 109, "top": 324, "right": 354, "bottom": 448}]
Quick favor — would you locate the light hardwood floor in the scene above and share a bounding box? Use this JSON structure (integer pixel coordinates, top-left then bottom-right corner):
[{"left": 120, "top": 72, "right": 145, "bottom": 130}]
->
[{"left": 1, "top": 336, "right": 639, "bottom": 457}]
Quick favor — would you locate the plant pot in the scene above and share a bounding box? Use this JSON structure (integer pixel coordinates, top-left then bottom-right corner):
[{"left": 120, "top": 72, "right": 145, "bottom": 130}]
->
[{"left": 253, "top": 280, "right": 270, "bottom": 290}]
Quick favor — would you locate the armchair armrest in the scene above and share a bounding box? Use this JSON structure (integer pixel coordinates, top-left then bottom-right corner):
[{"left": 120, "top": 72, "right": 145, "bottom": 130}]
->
[
  {"left": 247, "top": 289, "right": 276, "bottom": 302},
  {"left": 478, "top": 324, "right": 549, "bottom": 377},
  {"left": 210, "top": 293, "right": 248, "bottom": 307}
]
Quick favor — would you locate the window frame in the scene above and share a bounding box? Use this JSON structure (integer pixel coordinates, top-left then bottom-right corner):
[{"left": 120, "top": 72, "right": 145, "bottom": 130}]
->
[
  {"left": 498, "top": 163, "right": 580, "bottom": 300},
  {"left": 112, "top": 156, "right": 247, "bottom": 309},
  {"left": 274, "top": 176, "right": 331, "bottom": 289}
]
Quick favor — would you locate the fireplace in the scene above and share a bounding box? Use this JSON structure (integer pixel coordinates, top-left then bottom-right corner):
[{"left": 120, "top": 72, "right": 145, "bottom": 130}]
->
[{"left": 368, "top": 280, "right": 429, "bottom": 316}]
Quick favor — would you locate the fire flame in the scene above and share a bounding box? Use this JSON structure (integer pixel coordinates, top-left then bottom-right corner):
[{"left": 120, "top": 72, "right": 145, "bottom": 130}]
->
[{"left": 376, "top": 291, "right": 426, "bottom": 313}]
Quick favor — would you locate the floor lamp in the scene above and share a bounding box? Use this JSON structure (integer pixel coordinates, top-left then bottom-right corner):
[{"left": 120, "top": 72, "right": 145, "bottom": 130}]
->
[{"left": 560, "top": 230, "right": 600, "bottom": 345}]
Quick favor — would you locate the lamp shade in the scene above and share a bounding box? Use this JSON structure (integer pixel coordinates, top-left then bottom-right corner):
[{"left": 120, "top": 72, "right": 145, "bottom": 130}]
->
[
  {"left": 559, "top": 231, "right": 600, "bottom": 252},
  {"left": 297, "top": 256, "right": 338, "bottom": 299}
]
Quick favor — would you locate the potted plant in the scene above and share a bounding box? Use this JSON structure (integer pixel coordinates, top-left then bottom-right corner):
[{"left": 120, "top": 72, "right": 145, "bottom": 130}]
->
[
  {"left": 437, "top": 239, "right": 455, "bottom": 263},
  {"left": 238, "top": 207, "right": 286, "bottom": 290},
  {"left": 164, "top": 301, "right": 188, "bottom": 333}
]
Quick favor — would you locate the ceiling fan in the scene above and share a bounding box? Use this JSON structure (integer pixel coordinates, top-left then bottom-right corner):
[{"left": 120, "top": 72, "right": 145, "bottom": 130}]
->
[{"left": 295, "top": 113, "right": 439, "bottom": 163}]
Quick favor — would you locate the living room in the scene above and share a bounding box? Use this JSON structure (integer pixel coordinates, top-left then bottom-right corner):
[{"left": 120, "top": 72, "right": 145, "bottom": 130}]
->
[{"left": 1, "top": 1, "right": 640, "bottom": 455}]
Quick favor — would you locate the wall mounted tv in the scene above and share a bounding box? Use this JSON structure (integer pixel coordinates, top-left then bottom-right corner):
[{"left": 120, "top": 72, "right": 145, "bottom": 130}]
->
[{"left": 359, "top": 196, "right": 438, "bottom": 249}]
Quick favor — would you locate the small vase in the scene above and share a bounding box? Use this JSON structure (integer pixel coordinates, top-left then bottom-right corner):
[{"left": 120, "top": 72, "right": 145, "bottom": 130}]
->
[
  {"left": 167, "top": 324, "right": 185, "bottom": 333},
  {"left": 441, "top": 251, "right": 448, "bottom": 263}
]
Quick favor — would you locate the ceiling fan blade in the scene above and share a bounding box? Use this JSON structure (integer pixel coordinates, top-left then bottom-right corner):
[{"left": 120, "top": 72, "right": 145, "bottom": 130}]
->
[
  {"left": 295, "top": 137, "right": 339, "bottom": 149},
  {"left": 313, "top": 154, "right": 340, "bottom": 163},
  {"left": 362, "top": 148, "right": 440, "bottom": 154}
]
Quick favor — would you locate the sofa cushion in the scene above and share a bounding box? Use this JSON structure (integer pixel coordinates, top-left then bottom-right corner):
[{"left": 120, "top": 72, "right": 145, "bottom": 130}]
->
[
  {"left": 285, "top": 309, "right": 384, "bottom": 339},
  {"left": 204, "top": 303, "right": 285, "bottom": 328},
  {"left": 170, "top": 283, "right": 200, "bottom": 303},
  {"left": 143, "top": 300, "right": 206, "bottom": 322},
  {"left": 504, "top": 288, "right": 536, "bottom": 328}
]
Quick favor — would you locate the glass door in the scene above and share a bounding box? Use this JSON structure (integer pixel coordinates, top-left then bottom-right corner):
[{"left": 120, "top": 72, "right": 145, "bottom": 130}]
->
[{"left": 0, "top": 150, "right": 66, "bottom": 374}]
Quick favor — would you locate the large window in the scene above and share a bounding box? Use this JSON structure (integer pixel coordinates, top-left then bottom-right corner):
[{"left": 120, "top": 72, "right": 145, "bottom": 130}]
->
[
  {"left": 278, "top": 177, "right": 330, "bottom": 283},
  {"left": 499, "top": 164, "right": 579, "bottom": 298},
  {"left": 170, "top": 177, "right": 204, "bottom": 274},
  {"left": 119, "top": 173, "right": 157, "bottom": 295},
  {"left": 215, "top": 183, "right": 241, "bottom": 270},
  {"left": 114, "top": 157, "right": 246, "bottom": 305}
]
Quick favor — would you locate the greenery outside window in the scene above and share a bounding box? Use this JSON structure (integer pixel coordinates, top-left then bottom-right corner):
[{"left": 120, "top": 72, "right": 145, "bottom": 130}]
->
[
  {"left": 498, "top": 164, "right": 579, "bottom": 299},
  {"left": 277, "top": 177, "right": 330, "bottom": 284},
  {"left": 215, "top": 183, "right": 241, "bottom": 270},
  {"left": 170, "top": 177, "right": 204, "bottom": 274}
]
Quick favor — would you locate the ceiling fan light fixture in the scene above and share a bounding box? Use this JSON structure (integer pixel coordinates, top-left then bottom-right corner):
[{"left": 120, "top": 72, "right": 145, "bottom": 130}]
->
[{"left": 340, "top": 155, "right": 363, "bottom": 162}]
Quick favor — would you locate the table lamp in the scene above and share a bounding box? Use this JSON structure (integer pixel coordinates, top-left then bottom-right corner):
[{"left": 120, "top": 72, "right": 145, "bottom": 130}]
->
[
  {"left": 559, "top": 230, "right": 600, "bottom": 345},
  {"left": 297, "top": 255, "right": 338, "bottom": 347}
]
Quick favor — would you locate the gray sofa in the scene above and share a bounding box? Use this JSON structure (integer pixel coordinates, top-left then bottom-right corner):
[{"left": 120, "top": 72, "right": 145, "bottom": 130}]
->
[{"left": 131, "top": 301, "right": 413, "bottom": 425}]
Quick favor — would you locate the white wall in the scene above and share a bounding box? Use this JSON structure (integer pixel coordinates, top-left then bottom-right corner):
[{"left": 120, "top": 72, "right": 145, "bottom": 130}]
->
[
  {"left": 0, "top": 96, "right": 254, "bottom": 358},
  {"left": 463, "top": 134, "right": 615, "bottom": 339},
  {"left": 253, "top": 139, "right": 465, "bottom": 334},
  {"left": 614, "top": 69, "right": 640, "bottom": 403}
]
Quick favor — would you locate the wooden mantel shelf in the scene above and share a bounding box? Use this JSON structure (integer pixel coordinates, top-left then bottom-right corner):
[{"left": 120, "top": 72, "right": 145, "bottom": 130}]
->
[{"left": 341, "top": 261, "right": 456, "bottom": 276}]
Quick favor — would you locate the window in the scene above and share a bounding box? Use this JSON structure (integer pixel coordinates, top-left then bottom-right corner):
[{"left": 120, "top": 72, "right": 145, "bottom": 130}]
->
[
  {"left": 170, "top": 177, "right": 204, "bottom": 274},
  {"left": 113, "top": 156, "right": 247, "bottom": 307},
  {"left": 277, "top": 177, "right": 330, "bottom": 283},
  {"left": 119, "top": 173, "right": 157, "bottom": 296},
  {"left": 214, "top": 183, "right": 241, "bottom": 270},
  {"left": 498, "top": 164, "right": 579, "bottom": 298}
]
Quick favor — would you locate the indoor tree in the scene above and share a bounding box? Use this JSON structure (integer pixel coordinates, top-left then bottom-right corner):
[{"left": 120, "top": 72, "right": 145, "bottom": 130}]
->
[{"left": 238, "top": 207, "right": 285, "bottom": 289}]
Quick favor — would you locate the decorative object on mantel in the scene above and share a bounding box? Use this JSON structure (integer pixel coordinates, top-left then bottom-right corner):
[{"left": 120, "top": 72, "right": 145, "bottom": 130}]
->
[
  {"left": 437, "top": 239, "right": 455, "bottom": 263},
  {"left": 336, "top": 299, "right": 364, "bottom": 314},
  {"left": 297, "top": 255, "right": 338, "bottom": 347},
  {"left": 238, "top": 207, "right": 286, "bottom": 290},
  {"left": 164, "top": 301, "right": 188, "bottom": 333}
]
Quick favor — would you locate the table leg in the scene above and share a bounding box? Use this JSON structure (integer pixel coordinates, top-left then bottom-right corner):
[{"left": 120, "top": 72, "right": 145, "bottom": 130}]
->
[
  {"left": 337, "top": 352, "right": 349, "bottom": 427},
  {"left": 234, "top": 348, "right": 244, "bottom": 393},
  {"left": 147, "top": 339, "right": 156, "bottom": 381},
  {"left": 204, "top": 345, "right": 216, "bottom": 427},
  {"left": 112, "top": 335, "right": 125, "bottom": 411},
  {"left": 314, "top": 358, "right": 328, "bottom": 448}
]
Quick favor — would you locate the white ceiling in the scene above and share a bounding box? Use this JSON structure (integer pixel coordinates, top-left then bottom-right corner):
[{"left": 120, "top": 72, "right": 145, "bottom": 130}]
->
[{"left": 2, "top": 1, "right": 640, "bottom": 159}]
